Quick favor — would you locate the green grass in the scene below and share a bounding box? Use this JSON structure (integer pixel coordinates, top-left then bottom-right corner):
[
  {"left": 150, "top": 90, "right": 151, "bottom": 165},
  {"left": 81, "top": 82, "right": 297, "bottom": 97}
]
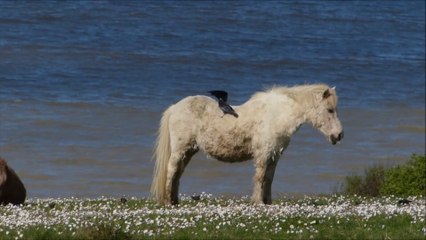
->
[
  {"left": 381, "top": 154, "right": 426, "bottom": 197},
  {"left": 339, "top": 154, "right": 426, "bottom": 197},
  {"left": 0, "top": 195, "right": 424, "bottom": 240}
]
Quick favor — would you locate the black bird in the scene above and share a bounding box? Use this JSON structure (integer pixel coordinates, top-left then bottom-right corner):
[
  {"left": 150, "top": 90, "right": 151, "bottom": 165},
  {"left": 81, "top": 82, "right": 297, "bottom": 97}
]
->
[
  {"left": 398, "top": 199, "right": 412, "bottom": 205},
  {"left": 120, "top": 197, "right": 128, "bottom": 204},
  {"left": 208, "top": 90, "right": 239, "bottom": 118},
  {"left": 191, "top": 195, "right": 201, "bottom": 201}
]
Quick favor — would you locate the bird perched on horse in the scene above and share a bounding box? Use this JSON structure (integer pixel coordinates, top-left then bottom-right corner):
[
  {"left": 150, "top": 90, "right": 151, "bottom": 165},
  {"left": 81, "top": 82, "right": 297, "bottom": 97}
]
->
[{"left": 208, "top": 90, "right": 239, "bottom": 118}]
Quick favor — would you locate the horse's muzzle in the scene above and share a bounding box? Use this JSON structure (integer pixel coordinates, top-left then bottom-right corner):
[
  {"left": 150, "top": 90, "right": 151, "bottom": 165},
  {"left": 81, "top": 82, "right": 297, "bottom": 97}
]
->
[{"left": 331, "top": 131, "right": 344, "bottom": 145}]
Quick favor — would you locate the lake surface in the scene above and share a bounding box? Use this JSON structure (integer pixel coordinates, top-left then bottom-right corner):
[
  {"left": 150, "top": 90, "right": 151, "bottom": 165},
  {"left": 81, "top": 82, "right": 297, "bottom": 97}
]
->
[{"left": 0, "top": 1, "right": 424, "bottom": 198}]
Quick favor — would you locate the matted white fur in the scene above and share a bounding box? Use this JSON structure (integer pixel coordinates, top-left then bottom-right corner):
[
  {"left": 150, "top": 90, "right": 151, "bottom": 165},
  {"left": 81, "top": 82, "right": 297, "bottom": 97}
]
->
[{"left": 151, "top": 84, "right": 343, "bottom": 205}]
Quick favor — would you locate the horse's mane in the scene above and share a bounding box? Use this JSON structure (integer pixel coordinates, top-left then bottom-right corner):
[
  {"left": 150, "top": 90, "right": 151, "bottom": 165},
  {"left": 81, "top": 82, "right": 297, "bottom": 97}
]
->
[{"left": 249, "top": 84, "right": 337, "bottom": 107}]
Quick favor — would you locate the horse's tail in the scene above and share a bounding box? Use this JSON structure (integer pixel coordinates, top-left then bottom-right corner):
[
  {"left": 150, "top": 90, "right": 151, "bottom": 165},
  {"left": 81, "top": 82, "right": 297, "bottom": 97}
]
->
[{"left": 150, "top": 106, "right": 172, "bottom": 204}]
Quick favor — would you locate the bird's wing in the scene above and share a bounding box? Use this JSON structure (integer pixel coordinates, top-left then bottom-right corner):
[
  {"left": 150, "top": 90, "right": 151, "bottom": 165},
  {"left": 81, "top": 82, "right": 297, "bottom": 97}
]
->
[
  {"left": 219, "top": 101, "right": 239, "bottom": 117},
  {"left": 219, "top": 101, "right": 235, "bottom": 112}
]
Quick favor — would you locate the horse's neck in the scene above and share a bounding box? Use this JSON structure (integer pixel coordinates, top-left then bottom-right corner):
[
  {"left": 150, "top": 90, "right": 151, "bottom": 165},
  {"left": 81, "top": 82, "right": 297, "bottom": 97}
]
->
[{"left": 238, "top": 93, "right": 309, "bottom": 136}]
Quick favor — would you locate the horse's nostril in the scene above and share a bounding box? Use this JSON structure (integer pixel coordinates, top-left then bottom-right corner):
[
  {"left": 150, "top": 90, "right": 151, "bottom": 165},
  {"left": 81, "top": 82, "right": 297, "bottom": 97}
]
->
[
  {"left": 338, "top": 131, "right": 344, "bottom": 140},
  {"left": 330, "top": 131, "right": 344, "bottom": 145}
]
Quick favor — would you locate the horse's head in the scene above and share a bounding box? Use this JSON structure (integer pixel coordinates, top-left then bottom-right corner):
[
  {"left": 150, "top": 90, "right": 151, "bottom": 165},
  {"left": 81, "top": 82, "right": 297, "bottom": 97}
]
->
[{"left": 312, "top": 87, "right": 344, "bottom": 145}]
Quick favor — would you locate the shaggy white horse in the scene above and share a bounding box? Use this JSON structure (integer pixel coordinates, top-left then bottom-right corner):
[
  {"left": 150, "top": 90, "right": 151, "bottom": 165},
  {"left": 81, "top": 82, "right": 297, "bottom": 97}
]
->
[{"left": 151, "top": 84, "right": 344, "bottom": 205}]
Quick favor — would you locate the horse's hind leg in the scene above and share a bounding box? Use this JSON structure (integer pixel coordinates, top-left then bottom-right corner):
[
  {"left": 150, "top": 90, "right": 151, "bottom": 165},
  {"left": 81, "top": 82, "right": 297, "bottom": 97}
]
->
[
  {"left": 262, "top": 160, "right": 278, "bottom": 204},
  {"left": 165, "top": 149, "right": 197, "bottom": 205},
  {"left": 252, "top": 157, "right": 278, "bottom": 204}
]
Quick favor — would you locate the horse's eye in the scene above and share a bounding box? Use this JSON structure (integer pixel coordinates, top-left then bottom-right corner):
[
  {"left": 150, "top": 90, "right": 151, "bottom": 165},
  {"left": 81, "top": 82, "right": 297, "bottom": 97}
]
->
[{"left": 328, "top": 108, "right": 335, "bottom": 114}]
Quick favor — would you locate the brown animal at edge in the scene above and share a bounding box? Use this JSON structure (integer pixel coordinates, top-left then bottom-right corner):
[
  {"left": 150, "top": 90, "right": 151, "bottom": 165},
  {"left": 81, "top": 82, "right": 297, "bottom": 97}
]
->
[{"left": 0, "top": 157, "right": 26, "bottom": 205}]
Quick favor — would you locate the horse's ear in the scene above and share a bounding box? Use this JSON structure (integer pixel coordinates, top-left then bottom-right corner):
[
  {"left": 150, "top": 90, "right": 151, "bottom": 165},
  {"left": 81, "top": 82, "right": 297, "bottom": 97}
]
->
[{"left": 322, "top": 89, "right": 332, "bottom": 99}]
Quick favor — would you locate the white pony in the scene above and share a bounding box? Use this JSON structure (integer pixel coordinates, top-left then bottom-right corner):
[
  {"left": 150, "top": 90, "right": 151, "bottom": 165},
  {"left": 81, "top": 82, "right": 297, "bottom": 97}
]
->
[{"left": 151, "top": 84, "right": 344, "bottom": 205}]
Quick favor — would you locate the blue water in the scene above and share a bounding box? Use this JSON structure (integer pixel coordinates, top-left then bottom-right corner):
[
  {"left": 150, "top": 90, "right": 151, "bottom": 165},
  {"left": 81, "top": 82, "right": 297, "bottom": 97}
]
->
[{"left": 0, "top": 1, "right": 424, "bottom": 198}]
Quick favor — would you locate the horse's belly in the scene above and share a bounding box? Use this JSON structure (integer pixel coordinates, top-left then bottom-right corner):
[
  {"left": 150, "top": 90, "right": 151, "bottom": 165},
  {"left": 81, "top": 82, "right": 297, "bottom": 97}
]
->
[
  {"left": 200, "top": 139, "right": 253, "bottom": 163},
  {"left": 197, "top": 119, "right": 254, "bottom": 163},
  {"left": 214, "top": 153, "right": 252, "bottom": 163}
]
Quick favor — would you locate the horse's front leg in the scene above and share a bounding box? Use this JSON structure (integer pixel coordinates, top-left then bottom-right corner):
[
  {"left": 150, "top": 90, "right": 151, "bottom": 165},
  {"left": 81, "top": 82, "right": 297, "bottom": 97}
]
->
[{"left": 252, "top": 157, "right": 278, "bottom": 204}]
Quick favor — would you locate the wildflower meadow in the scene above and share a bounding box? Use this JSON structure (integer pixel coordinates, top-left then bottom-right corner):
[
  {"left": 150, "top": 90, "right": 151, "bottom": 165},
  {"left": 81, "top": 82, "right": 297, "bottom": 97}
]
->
[{"left": 0, "top": 193, "right": 425, "bottom": 239}]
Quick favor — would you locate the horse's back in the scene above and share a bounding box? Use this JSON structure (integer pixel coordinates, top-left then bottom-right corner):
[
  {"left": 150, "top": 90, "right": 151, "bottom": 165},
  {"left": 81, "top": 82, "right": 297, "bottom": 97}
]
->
[
  {"left": 166, "top": 95, "right": 254, "bottom": 162},
  {"left": 165, "top": 96, "right": 215, "bottom": 149},
  {"left": 169, "top": 95, "right": 217, "bottom": 121}
]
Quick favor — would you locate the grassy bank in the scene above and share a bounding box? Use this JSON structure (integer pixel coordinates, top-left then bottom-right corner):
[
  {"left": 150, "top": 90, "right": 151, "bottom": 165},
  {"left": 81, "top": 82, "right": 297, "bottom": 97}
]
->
[
  {"left": 340, "top": 154, "right": 425, "bottom": 197},
  {"left": 0, "top": 194, "right": 425, "bottom": 239}
]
